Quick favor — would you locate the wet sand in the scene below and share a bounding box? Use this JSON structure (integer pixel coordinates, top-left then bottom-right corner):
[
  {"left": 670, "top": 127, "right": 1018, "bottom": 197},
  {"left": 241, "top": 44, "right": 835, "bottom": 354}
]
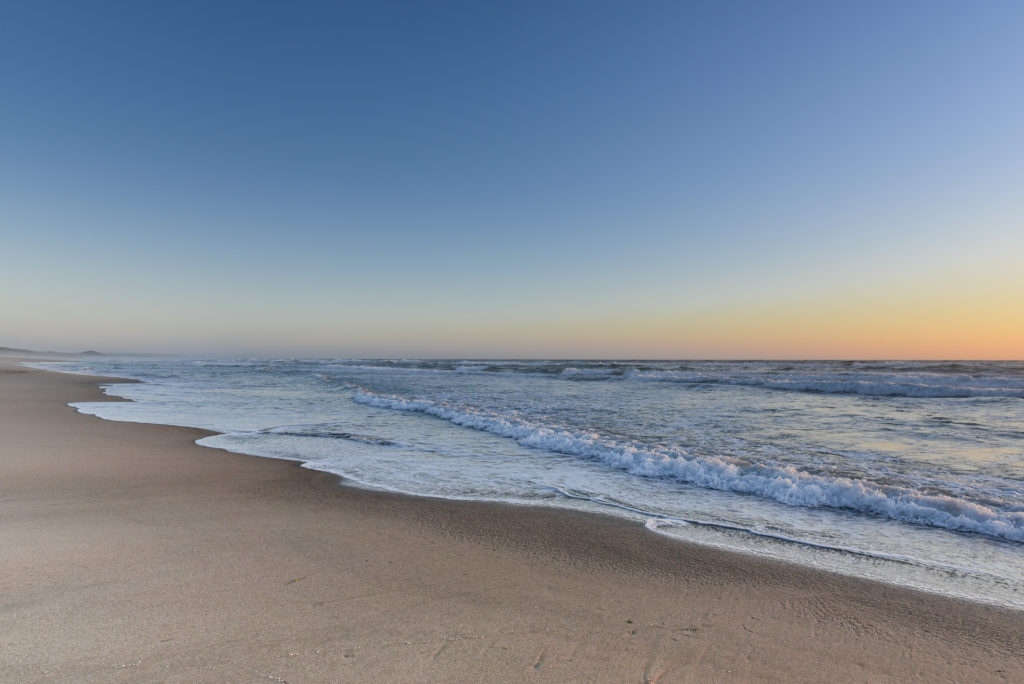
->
[{"left": 1, "top": 360, "right": 1022, "bottom": 682}]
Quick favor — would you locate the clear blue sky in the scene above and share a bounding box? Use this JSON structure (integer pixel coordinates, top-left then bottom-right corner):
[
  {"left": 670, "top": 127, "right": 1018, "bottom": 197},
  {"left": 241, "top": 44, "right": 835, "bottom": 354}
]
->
[{"left": 2, "top": 1, "right": 1022, "bottom": 357}]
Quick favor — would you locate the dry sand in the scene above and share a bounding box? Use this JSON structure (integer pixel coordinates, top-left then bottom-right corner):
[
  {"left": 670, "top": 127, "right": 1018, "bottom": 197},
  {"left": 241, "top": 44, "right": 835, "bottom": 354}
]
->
[{"left": 1, "top": 360, "right": 1022, "bottom": 682}]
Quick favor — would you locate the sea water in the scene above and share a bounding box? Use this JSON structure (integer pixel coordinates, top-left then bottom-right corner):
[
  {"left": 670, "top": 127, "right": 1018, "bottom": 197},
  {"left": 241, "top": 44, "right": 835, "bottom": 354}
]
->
[{"left": 32, "top": 358, "right": 1024, "bottom": 609}]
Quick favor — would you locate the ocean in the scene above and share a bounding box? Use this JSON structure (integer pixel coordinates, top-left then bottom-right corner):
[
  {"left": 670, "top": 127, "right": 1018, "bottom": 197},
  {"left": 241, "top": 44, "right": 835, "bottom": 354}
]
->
[{"left": 32, "top": 358, "right": 1024, "bottom": 609}]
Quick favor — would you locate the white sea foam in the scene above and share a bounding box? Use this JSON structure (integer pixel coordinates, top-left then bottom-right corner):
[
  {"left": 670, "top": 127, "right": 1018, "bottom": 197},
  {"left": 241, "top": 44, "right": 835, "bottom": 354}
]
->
[
  {"left": 352, "top": 387, "right": 1024, "bottom": 542},
  {"left": 454, "top": 363, "right": 489, "bottom": 373},
  {"left": 561, "top": 366, "right": 621, "bottom": 378}
]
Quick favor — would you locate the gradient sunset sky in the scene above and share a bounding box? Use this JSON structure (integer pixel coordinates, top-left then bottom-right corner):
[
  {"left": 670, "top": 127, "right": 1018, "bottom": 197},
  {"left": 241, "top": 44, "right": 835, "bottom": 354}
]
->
[{"left": 2, "top": 1, "right": 1022, "bottom": 358}]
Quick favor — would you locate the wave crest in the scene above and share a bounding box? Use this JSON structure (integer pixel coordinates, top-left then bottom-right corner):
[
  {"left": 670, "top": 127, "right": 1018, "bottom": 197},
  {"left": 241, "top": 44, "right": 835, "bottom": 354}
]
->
[{"left": 352, "top": 387, "right": 1024, "bottom": 543}]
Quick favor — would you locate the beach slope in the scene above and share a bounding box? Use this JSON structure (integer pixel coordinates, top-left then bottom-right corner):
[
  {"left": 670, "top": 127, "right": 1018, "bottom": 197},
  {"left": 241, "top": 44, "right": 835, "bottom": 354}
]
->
[{"left": 1, "top": 361, "right": 1021, "bottom": 682}]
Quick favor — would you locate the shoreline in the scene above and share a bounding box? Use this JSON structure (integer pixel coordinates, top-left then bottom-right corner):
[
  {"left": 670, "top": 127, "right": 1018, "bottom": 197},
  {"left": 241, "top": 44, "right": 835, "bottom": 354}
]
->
[
  {"left": 37, "top": 358, "right": 1024, "bottom": 610},
  {"left": 2, "top": 360, "right": 1022, "bottom": 681}
]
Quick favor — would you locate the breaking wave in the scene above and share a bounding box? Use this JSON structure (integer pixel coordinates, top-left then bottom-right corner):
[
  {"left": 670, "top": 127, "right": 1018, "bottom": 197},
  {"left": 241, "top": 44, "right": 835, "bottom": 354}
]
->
[
  {"left": 561, "top": 366, "right": 623, "bottom": 379},
  {"left": 352, "top": 387, "right": 1024, "bottom": 543}
]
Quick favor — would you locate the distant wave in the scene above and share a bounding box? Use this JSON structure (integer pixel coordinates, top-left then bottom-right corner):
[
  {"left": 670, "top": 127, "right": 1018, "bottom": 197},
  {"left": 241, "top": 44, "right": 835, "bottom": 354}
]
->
[
  {"left": 453, "top": 363, "right": 490, "bottom": 373},
  {"left": 313, "top": 360, "right": 1024, "bottom": 397},
  {"left": 623, "top": 370, "right": 1024, "bottom": 398},
  {"left": 352, "top": 386, "right": 1024, "bottom": 542},
  {"left": 326, "top": 360, "right": 565, "bottom": 377},
  {"left": 330, "top": 362, "right": 1024, "bottom": 397}
]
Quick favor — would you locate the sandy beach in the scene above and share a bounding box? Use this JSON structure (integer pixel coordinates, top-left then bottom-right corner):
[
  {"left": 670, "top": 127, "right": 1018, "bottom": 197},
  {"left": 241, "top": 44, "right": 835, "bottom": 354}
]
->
[{"left": 1, "top": 360, "right": 1022, "bottom": 682}]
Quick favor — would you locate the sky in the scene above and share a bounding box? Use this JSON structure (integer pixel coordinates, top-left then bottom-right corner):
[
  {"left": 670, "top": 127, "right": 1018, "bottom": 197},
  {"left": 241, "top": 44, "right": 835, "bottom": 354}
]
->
[{"left": 2, "top": 0, "right": 1022, "bottom": 359}]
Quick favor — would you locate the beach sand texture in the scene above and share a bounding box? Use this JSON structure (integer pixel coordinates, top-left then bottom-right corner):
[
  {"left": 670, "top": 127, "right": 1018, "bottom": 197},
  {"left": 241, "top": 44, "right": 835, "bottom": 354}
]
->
[{"left": 1, "top": 361, "right": 1022, "bottom": 682}]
